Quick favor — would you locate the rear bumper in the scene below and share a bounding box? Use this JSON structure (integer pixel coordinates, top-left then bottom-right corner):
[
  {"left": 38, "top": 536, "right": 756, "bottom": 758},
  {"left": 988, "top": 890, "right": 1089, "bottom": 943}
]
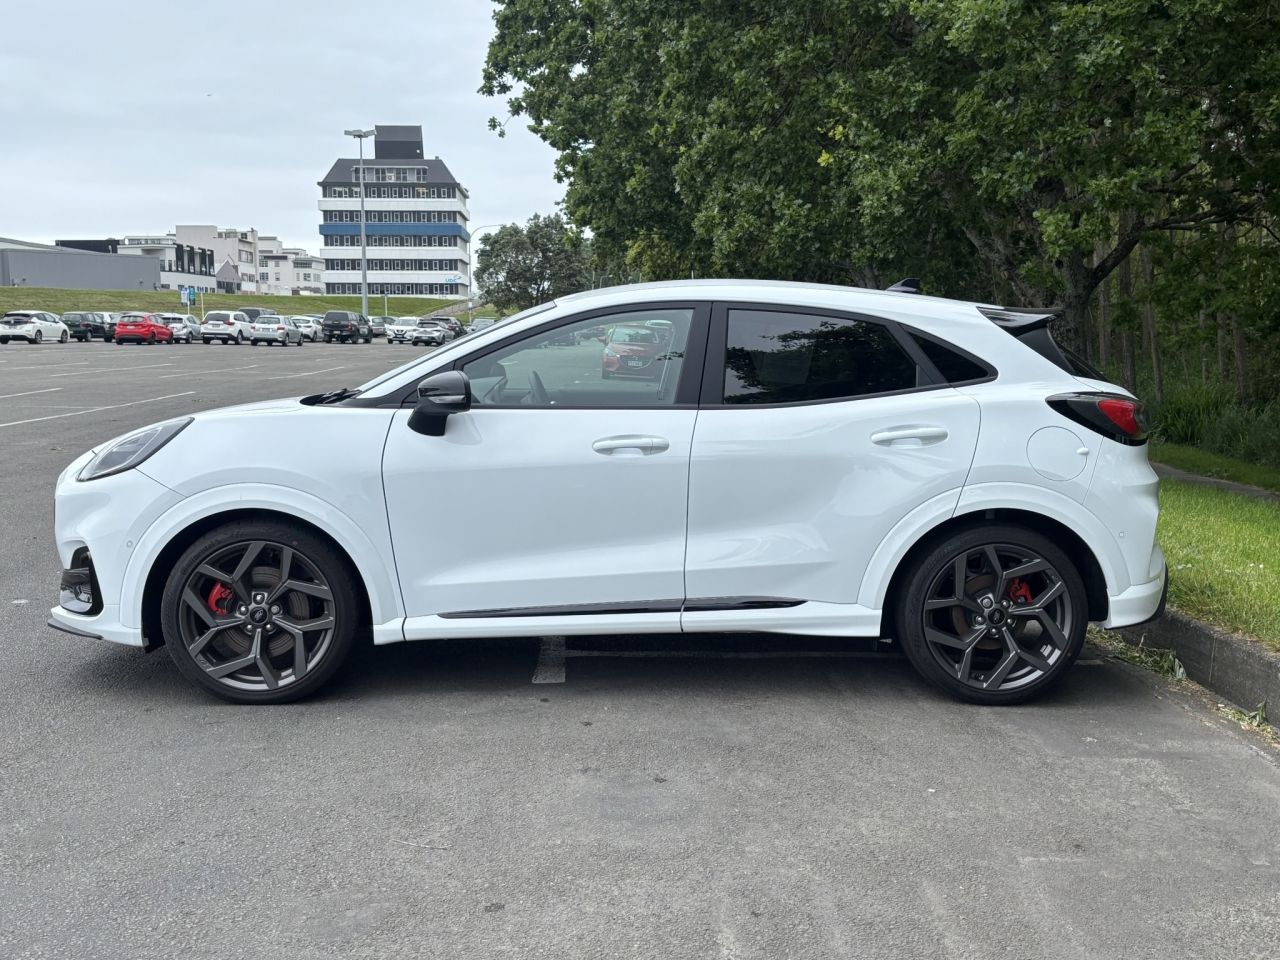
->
[{"left": 1101, "top": 555, "right": 1168, "bottom": 628}]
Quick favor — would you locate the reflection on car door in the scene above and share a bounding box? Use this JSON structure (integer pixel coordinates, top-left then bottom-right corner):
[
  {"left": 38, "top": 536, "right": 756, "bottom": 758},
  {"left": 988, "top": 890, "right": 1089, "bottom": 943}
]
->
[
  {"left": 682, "top": 303, "right": 981, "bottom": 635},
  {"left": 381, "top": 303, "right": 710, "bottom": 639}
]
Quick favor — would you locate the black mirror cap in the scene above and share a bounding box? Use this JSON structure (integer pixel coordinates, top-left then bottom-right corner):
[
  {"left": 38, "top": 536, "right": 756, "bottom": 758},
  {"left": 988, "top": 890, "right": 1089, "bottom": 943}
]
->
[{"left": 408, "top": 370, "right": 472, "bottom": 436}]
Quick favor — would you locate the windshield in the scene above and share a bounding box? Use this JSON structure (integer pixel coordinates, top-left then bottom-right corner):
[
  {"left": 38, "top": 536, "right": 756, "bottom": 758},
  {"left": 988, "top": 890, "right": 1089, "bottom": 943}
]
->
[{"left": 354, "top": 302, "right": 554, "bottom": 394}]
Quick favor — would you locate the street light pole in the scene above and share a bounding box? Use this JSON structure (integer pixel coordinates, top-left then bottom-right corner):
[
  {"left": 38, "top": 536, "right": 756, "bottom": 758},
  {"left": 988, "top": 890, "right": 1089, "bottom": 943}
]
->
[
  {"left": 466, "top": 223, "right": 506, "bottom": 323},
  {"left": 344, "top": 128, "right": 375, "bottom": 317}
]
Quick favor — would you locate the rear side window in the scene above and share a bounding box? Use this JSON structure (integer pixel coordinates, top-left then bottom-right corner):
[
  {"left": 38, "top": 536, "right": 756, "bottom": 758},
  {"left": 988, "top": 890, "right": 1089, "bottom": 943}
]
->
[
  {"left": 910, "top": 333, "right": 991, "bottom": 384},
  {"left": 723, "top": 309, "right": 919, "bottom": 404}
]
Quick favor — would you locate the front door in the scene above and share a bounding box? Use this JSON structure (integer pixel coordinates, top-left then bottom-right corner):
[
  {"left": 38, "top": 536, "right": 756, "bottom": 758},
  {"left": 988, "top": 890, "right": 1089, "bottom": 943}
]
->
[{"left": 381, "top": 303, "right": 709, "bottom": 637}]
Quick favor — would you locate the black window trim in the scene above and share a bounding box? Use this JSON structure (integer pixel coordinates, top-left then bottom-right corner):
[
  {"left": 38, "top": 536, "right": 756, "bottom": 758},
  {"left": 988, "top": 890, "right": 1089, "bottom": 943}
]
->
[
  {"left": 700, "top": 300, "right": 959, "bottom": 409},
  {"left": 901, "top": 324, "right": 998, "bottom": 387},
  {"left": 350, "top": 300, "right": 713, "bottom": 409}
]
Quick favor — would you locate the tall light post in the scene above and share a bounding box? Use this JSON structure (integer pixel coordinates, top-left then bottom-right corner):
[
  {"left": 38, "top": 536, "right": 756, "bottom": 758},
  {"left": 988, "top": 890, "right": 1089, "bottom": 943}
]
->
[
  {"left": 466, "top": 223, "right": 505, "bottom": 325},
  {"left": 343, "top": 128, "right": 375, "bottom": 317}
]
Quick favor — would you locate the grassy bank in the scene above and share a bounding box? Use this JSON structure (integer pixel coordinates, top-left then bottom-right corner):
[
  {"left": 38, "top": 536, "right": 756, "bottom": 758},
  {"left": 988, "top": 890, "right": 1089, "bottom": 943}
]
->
[
  {"left": 0, "top": 286, "right": 455, "bottom": 317},
  {"left": 1159, "top": 478, "right": 1280, "bottom": 651},
  {"left": 1151, "top": 442, "right": 1280, "bottom": 496}
]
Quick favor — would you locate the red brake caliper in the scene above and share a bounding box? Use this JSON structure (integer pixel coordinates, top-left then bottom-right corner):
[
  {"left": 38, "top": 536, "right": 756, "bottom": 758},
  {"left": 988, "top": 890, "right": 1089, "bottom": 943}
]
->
[
  {"left": 1007, "top": 577, "right": 1034, "bottom": 606},
  {"left": 206, "top": 582, "right": 235, "bottom": 615}
]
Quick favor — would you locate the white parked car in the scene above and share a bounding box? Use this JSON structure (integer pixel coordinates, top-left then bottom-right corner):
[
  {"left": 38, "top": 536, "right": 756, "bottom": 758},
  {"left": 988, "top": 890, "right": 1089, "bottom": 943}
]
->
[
  {"left": 201, "top": 310, "right": 250, "bottom": 345},
  {"left": 385, "top": 317, "right": 424, "bottom": 344},
  {"left": 290, "top": 316, "right": 320, "bottom": 341},
  {"left": 410, "top": 320, "right": 448, "bottom": 346},
  {"left": 249, "top": 316, "right": 304, "bottom": 347},
  {"left": 1, "top": 310, "right": 70, "bottom": 344},
  {"left": 156, "top": 313, "right": 202, "bottom": 343},
  {"left": 49, "top": 280, "right": 1166, "bottom": 705}
]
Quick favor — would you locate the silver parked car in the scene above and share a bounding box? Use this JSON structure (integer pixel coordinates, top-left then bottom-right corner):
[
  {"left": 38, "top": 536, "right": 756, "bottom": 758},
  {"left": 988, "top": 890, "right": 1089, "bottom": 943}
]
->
[
  {"left": 249, "top": 315, "right": 304, "bottom": 347},
  {"left": 156, "top": 313, "right": 202, "bottom": 343}
]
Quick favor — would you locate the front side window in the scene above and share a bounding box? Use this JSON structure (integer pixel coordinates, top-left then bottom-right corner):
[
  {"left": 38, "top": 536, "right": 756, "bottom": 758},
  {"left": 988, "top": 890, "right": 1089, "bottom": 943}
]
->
[
  {"left": 722, "top": 309, "right": 919, "bottom": 404},
  {"left": 461, "top": 308, "right": 695, "bottom": 408}
]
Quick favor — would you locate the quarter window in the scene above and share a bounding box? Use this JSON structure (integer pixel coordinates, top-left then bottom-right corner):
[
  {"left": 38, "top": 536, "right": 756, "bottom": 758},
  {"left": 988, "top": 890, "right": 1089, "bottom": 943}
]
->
[
  {"left": 461, "top": 308, "right": 695, "bottom": 408},
  {"left": 722, "top": 309, "right": 920, "bottom": 404},
  {"left": 909, "top": 332, "right": 991, "bottom": 384}
]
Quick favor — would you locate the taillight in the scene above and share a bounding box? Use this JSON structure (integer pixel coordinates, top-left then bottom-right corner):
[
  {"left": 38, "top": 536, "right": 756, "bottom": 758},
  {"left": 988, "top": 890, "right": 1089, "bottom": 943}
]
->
[
  {"left": 276, "top": 326, "right": 286, "bottom": 332},
  {"left": 1047, "top": 393, "right": 1148, "bottom": 445}
]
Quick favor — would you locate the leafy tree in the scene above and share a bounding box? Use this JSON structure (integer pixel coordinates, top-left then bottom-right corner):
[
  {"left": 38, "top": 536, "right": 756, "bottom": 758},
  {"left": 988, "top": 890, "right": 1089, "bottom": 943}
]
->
[
  {"left": 483, "top": 0, "right": 1280, "bottom": 340},
  {"left": 474, "top": 213, "right": 590, "bottom": 313}
]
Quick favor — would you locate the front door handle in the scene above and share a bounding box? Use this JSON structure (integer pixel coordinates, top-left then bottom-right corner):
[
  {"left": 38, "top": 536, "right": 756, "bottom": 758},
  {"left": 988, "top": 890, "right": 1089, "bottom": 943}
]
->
[
  {"left": 592, "top": 435, "right": 670, "bottom": 456},
  {"left": 871, "top": 425, "right": 949, "bottom": 447}
]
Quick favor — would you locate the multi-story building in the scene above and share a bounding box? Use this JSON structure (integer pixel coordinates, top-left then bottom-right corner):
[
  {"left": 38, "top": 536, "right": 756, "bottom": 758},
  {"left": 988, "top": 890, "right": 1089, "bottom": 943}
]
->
[
  {"left": 175, "top": 225, "right": 261, "bottom": 294},
  {"left": 256, "top": 236, "right": 325, "bottom": 296},
  {"left": 317, "top": 125, "right": 470, "bottom": 298}
]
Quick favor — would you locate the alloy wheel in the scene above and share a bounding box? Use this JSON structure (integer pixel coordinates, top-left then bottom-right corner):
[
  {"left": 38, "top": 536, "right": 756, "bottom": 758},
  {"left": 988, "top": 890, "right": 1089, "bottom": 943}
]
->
[
  {"left": 175, "top": 539, "right": 337, "bottom": 693},
  {"left": 920, "top": 542, "right": 1074, "bottom": 693}
]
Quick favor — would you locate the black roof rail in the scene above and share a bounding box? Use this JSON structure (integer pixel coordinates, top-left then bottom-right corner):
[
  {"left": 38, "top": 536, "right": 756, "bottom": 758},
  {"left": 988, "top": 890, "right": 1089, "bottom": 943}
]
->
[
  {"left": 976, "top": 305, "right": 1062, "bottom": 332},
  {"left": 885, "top": 278, "right": 922, "bottom": 294}
]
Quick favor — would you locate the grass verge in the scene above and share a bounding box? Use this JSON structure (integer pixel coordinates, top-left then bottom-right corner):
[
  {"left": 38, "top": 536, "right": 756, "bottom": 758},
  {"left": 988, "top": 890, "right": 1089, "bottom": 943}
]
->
[
  {"left": 0, "top": 286, "right": 455, "bottom": 318},
  {"left": 1151, "top": 441, "right": 1280, "bottom": 496},
  {"left": 1158, "top": 478, "right": 1280, "bottom": 651}
]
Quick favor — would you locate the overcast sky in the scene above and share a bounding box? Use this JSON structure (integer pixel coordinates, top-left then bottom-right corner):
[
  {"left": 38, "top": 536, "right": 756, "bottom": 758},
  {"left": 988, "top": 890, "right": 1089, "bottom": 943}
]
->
[{"left": 0, "top": 1, "right": 564, "bottom": 250}]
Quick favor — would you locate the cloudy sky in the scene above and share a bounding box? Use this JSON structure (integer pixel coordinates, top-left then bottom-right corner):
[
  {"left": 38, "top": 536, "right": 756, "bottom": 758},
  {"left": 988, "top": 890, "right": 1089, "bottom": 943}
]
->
[{"left": 0, "top": 1, "right": 564, "bottom": 250}]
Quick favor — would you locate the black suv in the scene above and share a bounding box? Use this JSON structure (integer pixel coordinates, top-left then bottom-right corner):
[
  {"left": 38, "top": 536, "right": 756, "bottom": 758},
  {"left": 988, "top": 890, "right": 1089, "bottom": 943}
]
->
[{"left": 322, "top": 311, "right": 372, "bottom": 343}]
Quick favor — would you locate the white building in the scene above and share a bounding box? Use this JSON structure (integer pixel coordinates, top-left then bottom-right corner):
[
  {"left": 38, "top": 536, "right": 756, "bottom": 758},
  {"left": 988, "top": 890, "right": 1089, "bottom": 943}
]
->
[
  {"left": 317, "top": 125, "right": 471, "bottom": 299},
  {"left": 256, "top": 236, "right": 325, "bottom": 296},
  {"left": 115, "top": 234, "right": 217, "bottom": 293},
  {"left": 175, "top": 225, "right": 261, "bottom": 294}
]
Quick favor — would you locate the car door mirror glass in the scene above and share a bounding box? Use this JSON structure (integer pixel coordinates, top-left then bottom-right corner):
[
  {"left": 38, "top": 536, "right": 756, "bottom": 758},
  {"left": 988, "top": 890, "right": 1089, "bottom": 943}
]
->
[{"left": 408, "top": 370, "right": 472, "bottom": 437}]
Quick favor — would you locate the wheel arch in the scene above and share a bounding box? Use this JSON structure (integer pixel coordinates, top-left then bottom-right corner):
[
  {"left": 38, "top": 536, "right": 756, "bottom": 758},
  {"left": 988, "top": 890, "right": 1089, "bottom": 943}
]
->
[
  {"left": 876, "top": 507, "right": 1110, "bottom": 639},
  {"left": 139, "top": 507, "right": 376, "bottom": 651}
]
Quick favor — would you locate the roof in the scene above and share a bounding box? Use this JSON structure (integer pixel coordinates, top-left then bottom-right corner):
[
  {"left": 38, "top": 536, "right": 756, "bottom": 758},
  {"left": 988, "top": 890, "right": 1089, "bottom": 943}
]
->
[{"left": 318, "top": 156, "right": 460, "bottom": 186}]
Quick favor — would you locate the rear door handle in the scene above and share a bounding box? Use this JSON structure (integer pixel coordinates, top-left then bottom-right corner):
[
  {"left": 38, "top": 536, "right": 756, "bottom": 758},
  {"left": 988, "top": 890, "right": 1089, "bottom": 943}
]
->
[
  {"left": 592, "top": 435, "right": 670, "bottom": 456},
  {"left": 871, "top": 425, "right": 949, "bottom": 446}
]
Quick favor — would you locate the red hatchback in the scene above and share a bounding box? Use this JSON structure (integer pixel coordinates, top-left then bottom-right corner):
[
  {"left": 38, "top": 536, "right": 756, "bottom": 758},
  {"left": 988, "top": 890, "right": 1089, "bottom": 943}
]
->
[
  {"left": 601, "top": 323, "right": 672, "bottom": 379},
  {"left": 114, "top": 313, "right": 174, "bottom": 345}
]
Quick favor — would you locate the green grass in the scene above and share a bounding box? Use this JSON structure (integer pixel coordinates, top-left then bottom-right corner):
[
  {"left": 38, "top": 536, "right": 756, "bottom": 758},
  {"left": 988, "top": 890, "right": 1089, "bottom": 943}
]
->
[
  {"left": 0, "top": 286, "right": 455, "bottom": 318},
  {"left": 1158, "top": 478, "right": 1280, "bottom": 650},
  {"left": 1150, "top": 442, "right": 1280, "bottom": 496}
]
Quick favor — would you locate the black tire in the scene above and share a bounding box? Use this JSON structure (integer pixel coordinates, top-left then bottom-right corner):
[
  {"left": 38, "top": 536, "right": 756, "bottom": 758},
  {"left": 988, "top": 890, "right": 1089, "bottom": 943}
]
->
[
  {"left": 33, "top": 330, "right": 43, "bottom": 344},
  {"left": 895, "top": 524, "right": 1087, "bottom": 705},
  {"left": 0, "top": 337, "right": 7, "bottom": 344},
  {"left": 160, "top": 519, "right": 362, "bottom": 704}
]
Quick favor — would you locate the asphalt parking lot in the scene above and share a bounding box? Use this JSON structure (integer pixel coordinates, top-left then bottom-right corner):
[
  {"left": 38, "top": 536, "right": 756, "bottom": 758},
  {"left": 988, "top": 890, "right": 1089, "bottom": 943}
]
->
[{"left": 2, "top": 339, "right": 1279, "bottom": 959}]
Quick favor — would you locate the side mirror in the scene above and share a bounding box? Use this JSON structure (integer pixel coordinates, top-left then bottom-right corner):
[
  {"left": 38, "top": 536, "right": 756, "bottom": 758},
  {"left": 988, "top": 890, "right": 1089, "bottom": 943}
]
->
[{"left": 408, "top": 370, "right": 472, "bottom": 436}]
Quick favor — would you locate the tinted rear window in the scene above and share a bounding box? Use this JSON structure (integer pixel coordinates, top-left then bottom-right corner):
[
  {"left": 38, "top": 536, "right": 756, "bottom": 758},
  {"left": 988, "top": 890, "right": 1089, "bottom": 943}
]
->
[
  {"left": 205, "top": 312, "right": 231, "bottom": 322},
  {"left": 910, "top": 333, "right": 991, "bottom": 384},
  {"left": 723, "top": 309, "right": 920, "bottom": 405}
]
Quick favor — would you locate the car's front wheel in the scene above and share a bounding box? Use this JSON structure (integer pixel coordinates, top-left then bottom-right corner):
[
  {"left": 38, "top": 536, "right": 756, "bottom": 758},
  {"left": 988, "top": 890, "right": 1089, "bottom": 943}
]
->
[
  {"left": 895, "top": 525, "right": 1086, "bottom": 705},
  {"left": 160, "top": 520, "right": 361, "bottom": 704},
  {"left": 33, "top": 330, "right": 43, "bottom": 344}
]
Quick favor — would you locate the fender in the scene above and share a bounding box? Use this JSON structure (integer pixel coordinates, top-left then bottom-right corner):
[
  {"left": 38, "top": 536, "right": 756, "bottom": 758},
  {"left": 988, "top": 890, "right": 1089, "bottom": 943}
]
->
[
  {"left": 118, "top": 483, "right": 405, "bottom": 642},
  {"left": 857, "top": 481, "right": 1128, "bottom": 611}
]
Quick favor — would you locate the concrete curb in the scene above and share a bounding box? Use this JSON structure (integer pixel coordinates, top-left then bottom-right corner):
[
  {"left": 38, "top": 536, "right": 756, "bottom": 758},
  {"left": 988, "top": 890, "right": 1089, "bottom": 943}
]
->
[
  {"left": 1152, "top": 462, "right": 1279, "bottom": 502},
  {"left": 1117, "top": 610, "right": 1280, "bottom": 716}
]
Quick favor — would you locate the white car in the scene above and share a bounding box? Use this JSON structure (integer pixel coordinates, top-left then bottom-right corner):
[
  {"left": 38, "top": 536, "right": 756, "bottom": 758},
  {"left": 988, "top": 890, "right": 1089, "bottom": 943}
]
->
[
  {"left": 249, "top": 316, "right": 304, "bottom": 347},
  {"left": 385, "top": 317, "right": 423, "bottom": 344},
  {"left": 291, "top": 316, "right": 320, "bottom": 341},
  {"left": 156, "top": 313, "right": 202, "bottom": 343},
  {"left": 49, "top": 279, "right": 1166, "bottom": 705},
  {"left": 410, "top": 320, "right": 448, "bottom": 346},
  {"left": 201, "top": 310, "right": 250, "bottom": 345},
  {"left": 1, "top": 310, "right": 70, "bottom": 344}
]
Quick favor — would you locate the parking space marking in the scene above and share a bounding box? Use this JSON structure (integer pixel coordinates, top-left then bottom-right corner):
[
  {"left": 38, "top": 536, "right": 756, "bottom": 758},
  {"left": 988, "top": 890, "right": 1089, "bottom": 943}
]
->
[
  {"left": 157, "top": 364, "right": 260, "bottom": 378},
  {"left": 0, "top": 387, "right": 62, "bottom": 400},
  {"left": 531, "top": 636, "right": 567, "bottom": 683},
  {"left": 48, "top": 362, "right": 173, "bottom": 378},
  {"left": 0, "top": 391, "right": 195, "bottom": 428},
  {"left": 267, "top": 365, "right": 346, "bottom": 380},
  {"left": 2, "top": 361, "right": 90, "bottom": 371}
]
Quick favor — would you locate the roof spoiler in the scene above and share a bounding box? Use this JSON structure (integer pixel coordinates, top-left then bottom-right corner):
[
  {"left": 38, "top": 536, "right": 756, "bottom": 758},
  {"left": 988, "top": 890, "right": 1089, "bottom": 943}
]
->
[
  {"left": 976, "top": 305, "right": 1062, "bottom": 333},
  {"left": 885, "top": 278, "right": 922, "bottom": 295}
]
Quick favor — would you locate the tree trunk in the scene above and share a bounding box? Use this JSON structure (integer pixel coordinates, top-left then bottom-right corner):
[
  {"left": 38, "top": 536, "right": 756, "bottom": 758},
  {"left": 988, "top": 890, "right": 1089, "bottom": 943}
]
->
[
  {"left": 1096, "top": 267, "right": 1111, "bottom": 369},
  {"left": 1197, "top": 310, "right": 1208, "bottom": 383},
  {"left": 1230, "top": 316, "right": 1249, "bottom": 402},
  {"left": 1216, "top": 315, "right": 1227, "bottom": 378},
  {"left": 1115, "top": 246, "right": 1136, "bottom": 390},
  {"left": 1139, "top": 246, "right": 1163, "bottom": 401}
]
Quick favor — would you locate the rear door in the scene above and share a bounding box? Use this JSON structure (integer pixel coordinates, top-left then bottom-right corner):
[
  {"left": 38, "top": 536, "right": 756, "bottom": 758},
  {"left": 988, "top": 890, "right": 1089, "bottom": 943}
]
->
[{"left": 682, "top": 302, "right": 982, "bottom": 627}]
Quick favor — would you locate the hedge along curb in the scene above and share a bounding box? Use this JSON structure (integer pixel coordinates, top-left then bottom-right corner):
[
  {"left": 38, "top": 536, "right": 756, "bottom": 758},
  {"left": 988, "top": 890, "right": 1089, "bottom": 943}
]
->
[{"left": 1117, "top": 610, "right": 1280, "bottom": 719}]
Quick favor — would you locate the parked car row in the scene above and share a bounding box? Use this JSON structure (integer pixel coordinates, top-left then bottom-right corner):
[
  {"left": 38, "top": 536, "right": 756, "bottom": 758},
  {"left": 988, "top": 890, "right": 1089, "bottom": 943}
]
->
[{"left": 1, "top": 307, "right": 481, "bottom": 346}]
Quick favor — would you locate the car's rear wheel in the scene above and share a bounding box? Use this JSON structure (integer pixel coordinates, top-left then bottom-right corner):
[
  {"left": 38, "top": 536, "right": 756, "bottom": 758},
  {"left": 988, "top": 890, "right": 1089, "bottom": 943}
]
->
[
  {"left": 161, "top": 520, "right": 361, "bottom": 704},
  {"left": 33, "top": 330, "right": 43, "bottom": 344},
  {"left": 895, "top": 525, "right": 1086, "bottom": 704}
]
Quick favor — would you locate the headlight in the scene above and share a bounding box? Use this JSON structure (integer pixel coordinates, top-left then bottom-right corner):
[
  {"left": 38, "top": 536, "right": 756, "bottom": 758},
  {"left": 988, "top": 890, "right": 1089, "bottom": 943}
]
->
[{"left": 78, "top": 418, "right": 193, "bottom": 481}]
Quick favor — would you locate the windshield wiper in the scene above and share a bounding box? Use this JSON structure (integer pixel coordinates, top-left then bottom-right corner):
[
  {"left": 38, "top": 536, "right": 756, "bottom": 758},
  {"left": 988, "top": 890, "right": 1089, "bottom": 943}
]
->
[{"left": 313, "top": 387, "right": 363, "bottom": 405}]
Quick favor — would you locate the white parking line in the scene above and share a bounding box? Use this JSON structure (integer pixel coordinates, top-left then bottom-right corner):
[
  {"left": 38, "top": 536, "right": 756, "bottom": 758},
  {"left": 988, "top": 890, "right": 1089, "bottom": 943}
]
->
[
  {"left": 267, "top": 365, "right": 346, "bottom": 380},
  {"left": 531, "top": 636, "right": 567, "bottom": 683},
  {"left": 0, "top": 387, "right": 62, "bottom": 400},
  {"left": 2, "top": 362, "right": 90, "bottom": 371},
  {"left": 0, "top": 391, "right": 195, "bottom": 428},
  {"left": 156, "top": 364, "right": 259, "bottom": 379},
  {"left": 48, "top": 363, "right": 173, "bottom": 378}
]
